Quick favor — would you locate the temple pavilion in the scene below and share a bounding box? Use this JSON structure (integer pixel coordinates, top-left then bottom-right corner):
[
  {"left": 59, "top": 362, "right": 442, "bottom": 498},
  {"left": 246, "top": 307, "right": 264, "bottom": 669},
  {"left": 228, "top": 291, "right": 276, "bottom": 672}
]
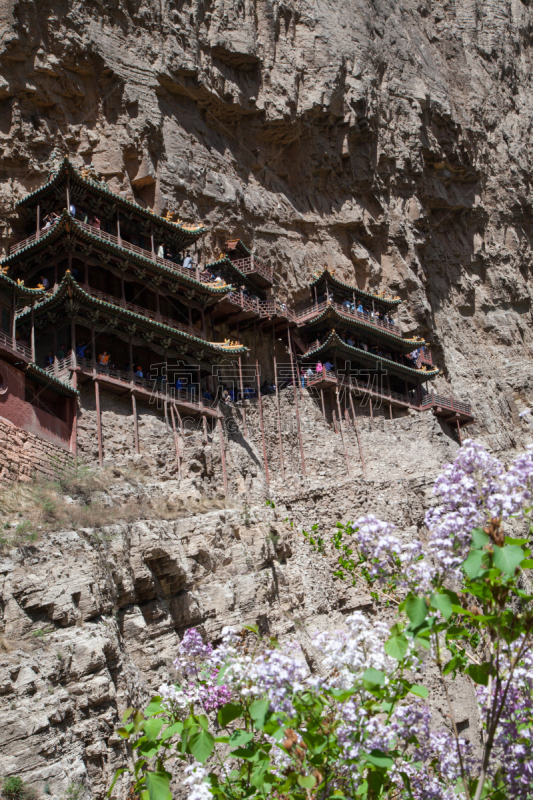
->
[{"left": 0, "top": 156, "right": 474, "bottom": 464}]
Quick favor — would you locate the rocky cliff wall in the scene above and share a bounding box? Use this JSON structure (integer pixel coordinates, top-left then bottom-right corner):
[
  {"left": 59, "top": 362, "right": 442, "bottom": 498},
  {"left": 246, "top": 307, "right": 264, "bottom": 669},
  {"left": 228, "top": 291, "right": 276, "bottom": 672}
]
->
[{"left": 2, "top": 0, "right": 533, "bottom": 797}]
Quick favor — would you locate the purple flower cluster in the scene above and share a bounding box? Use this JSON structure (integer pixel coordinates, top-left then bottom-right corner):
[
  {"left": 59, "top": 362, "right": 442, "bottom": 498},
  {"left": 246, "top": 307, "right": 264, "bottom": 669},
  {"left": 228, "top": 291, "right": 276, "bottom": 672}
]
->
[
  {"left": 426, "top": 440, "right": 533, "bottom": 579},
  {"left": 351, "top": 514, "right": 423, "bottom": 585},
  {"left": 160, "top": 627, "right": 231, "bottom": 713},
  {"left": 477, "top": 638, "right": 533, "bottom": 799}
]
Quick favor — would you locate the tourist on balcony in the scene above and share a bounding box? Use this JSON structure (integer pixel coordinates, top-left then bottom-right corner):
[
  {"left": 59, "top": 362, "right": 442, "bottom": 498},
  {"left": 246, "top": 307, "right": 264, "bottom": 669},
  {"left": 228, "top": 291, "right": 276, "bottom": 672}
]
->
[
  {"left": 202, "top": 388, "right": 213, "bottom": 401},
  {"left": 92, "top": 216, "right": 101, "bottom": 230},
  {"left": 347, "top": 336, "right": 355, "bottom": 346},
  {"left": 356, "top": 301, "right": 364, "bottom": 313},
  {"left": 135, "top": 366, "right": 144, "bottom": 378},
  {"left": 183, "top": 251, "right": 193, "bottom": 269},
  {"left": 301, "top": 367, "right": 306, "bottom": 388},
  {"left": 343, "top": 299, "right": 352, "bottom": 312},
  {"left": 69, "top": 204, "right": 76, "bottom": 217},
  {"left": 40, "top": 275, "right": 49, "bottom": 290},
  {"left": 44, "top": 351, "right": 54, "bottom": 367},
  {"left": 260, "top": 380, "right": 271, "bottom": 395},
  {"left": 306, "top": 366, "right": 314, "bottom": 382},
  {"left": 98, "top": 351, "right": 110, "bottom": 366},
  {"left": 157, "top": 243, "right": 164, "bottom": 258},
  {"left": 243, "top": 385, "right": 257, "bottom": 399},
  {"left": 315, "top": 361, "right": 323, "bottom": 375},
  {"left": 221, "top": 386, "right": 232, "bottom": 404},
  {"left": 58, "top": 344, "right": 67, "bottom": 360},
  {"left": 76, "top": 342, "right": 88, "bottom": 359},
  {"left": 164, "top": 245, "right": 173, "bottom": 260},
  {"left": 324, "top": 360, "right": 334, "bottom": 373}
]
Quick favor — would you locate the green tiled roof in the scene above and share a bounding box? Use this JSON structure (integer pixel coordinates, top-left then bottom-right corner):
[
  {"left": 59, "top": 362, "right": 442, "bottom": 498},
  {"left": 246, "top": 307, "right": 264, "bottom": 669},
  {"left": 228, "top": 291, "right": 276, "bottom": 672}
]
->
[
  {"left": 17, "top": 272, "right": 248, "bottom": 357},
  {"left": 205, "top": 254, "right": 261, "bottom": 290},
  {"left": 2, "top": 211, "right": 231, "bottom": 298},
  {"left": 304, "top": 330, "right": 438, "bottom": 382},
  {"left": 310, "top": 269, "right": 401, "bottom": 308},
  {"left": 17, "top": 156, "right": 206, "bottom": 244},
  {"left": 27, "top": 363, "right": 78, "bottom": 397},
  {"left": 0, "top": 270, "right": 46, "bottom": 299},
  {"left": 300, "top": 303, "right": 427, "bottom": 351}
]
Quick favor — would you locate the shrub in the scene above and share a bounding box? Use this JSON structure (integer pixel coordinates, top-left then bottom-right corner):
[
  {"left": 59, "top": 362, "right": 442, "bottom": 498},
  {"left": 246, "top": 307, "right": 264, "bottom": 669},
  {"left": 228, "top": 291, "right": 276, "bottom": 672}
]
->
[{"left": 2, "top": 777, "right": 24, "bottom": 800}]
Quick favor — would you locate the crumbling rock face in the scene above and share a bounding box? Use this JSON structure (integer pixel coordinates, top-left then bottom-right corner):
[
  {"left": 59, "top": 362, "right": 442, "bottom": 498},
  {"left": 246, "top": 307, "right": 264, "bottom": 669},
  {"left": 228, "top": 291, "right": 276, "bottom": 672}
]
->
[{"left": 2, "top": 0, "right": 533, "bottom": 796}]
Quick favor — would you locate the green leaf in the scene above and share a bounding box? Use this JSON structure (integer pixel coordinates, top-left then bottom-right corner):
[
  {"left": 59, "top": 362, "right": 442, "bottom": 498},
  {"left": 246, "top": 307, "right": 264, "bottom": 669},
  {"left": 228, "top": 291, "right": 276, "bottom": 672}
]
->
[
  {"left": 122, "top": 708, "right": 134, "bottom": 723},
  {"left": 362, "top": 668, "right": 386, "bottom": 688},
  {"left": 107, "top": 768, "right": 128, "bottom": 796},
  {"left": 472, "top": 528, "right": 490, "bottom": 548},
  {"left": 229, "top": 729, "right": 254, "bottom": 747},
  {"left": 385, "top": 632, "right": 409, "bottom": 660},
  {"left": 144, "top": 698, "right": 164, "bottom": 718},
  {"left": 405, "top": 596, "right": 428, "bottom": 627},
  {"left": 217, "top": 702, "right": 243, "bottom": 728},
  {"left": 521, "top": 559, "right": 533, "bottom": 569},
  {"left": 249, "top": 698, "right": 270, "bottom": 728},
  {"left": 160, "top": 722, "right": 183, "bottom": 742},
  {"left": 493, "top": 545, "right": 524, "bottom": 576},
  {"left": 504, "top": 536, "right": 529, "bottom": 546},
  {"left": 189, "top": 729, "right": 215, "bottom": 763},
  {"left": 409, "top": 684, "right": 429, "bottom": 699},
  {"left": 463, "top": 549, "right": 485, "bottom": 578},
  {"left": 298, "top": 776, "right": 317, "bottom": 789},
  {"left": 466, "top": 662, "right": 493, "bottom": 686},
  {"left": 145, "top": 771, "right": 171, "bottom": 800},
  {"left": 197, "top": 714, "right": 209, "bottom": 731},
  {"left": 364, "top": 749, "right": 394, "bottom": 768},
  {"left": 243, "top": 624, "right": 259, "bottom": 635},
  {"left": 144, "top": 718, "right": 164, "bottom": 740},
  {"left": 430, "top": 591, "right": 454, "bottom": 620}
]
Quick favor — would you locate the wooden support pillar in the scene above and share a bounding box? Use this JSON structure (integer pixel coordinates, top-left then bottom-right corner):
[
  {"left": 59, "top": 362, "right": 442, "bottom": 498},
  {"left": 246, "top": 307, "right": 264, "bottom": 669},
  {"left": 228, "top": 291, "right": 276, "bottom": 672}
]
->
[
  {"left": 218, "top": 417, "right": 228, "bottom": 494},
  {"left": 389, "top": 403, "right": 393, "bottom": 421},
  {"left": 369, "top": 397, "right": 373, "bottom": 423},
  {"left": 349, "top": 391, "right": 366, "bottom": 478},
  {"left": 69, "top": 373, "right": 78, "bottom": 456},
  {"left": 287, "top": 323, "right": 306, "bottom": 477},
  {"left": 36, "top": 204, "right": 40, "bottom": 238},
  {"left": 188, "top": 301, "right": 192, "bottom": 333},
  {"left": 150, "top": 224, "right": 155, "bottom": 259},
  {"left": 70, "top": 318, "right": 77, "bottom": 369},
  {"left": 53, "top": 329, "right": 58, "bottom": 374},
  {"left": 30, "top": 301, "right": 35, "bottom": 361},
  {"left": 132, "top": 393, "right": 139, "bottom": 454},
  {"left": 238, "top": 354, "right": 247, "bottom": 436},
  {"left": 95, "top": 380, "right": 103, "bottom": 467},
  {"left": 11, "top": 291, "right": 16, "bottom": 342},
  {"left": 332, "top": 407, "right": 338, "bottom": 434},
  {"left": 320, "top": 387, "right": 326, "bottom": 420},
  {"left": 169, "top": 403, "right": 182, "bottom": 479},
  {"left": 116, "top": 207, "right": 121, "bottom": 245},
  {"left": 256, "top": 357, "right": 270, "bottom": 484},
  {"left": 200, "top": 306, "right": 206, "bottom": 339},
  {"left": 336, "top": 389, "right": 350, "bottom": 477},
  {"left": 91, "top": 325, "right": 96, "bottom": 374},
  {"left": 120, "top": 276, "right": 125, "bottom": 307},
  {"left": 273, "top": 345, "right": 285, "bottom": 481},
  {"left": 202, "top": 414, "right": 208, "bottom": 445},
  {"left": 457, "top": 418, "right": 463, "bottom": 445},
  {"left": 128, "top": 337, "right": 134, "bottom": 384}
]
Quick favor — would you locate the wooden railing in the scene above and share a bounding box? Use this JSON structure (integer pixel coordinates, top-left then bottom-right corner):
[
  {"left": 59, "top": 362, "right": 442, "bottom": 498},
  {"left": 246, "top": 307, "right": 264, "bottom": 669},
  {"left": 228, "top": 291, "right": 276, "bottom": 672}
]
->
[
  {"left": 229, "top": 255, "right": 273, "bottom": 284},
  {"left": 85, "top": 287, "right": 198, "bottom": 336},
  {"left": 9, "top": 219, "right": 61, "bottom": 254},
  {"left": 295, "top": 300, "right": 400, "bottom": 335},
  {"left": 300, "top": 368, "right": 471, "bottom": 415},
  {"left": 0, "top": 329, "right": 32, "bottom": 359}
]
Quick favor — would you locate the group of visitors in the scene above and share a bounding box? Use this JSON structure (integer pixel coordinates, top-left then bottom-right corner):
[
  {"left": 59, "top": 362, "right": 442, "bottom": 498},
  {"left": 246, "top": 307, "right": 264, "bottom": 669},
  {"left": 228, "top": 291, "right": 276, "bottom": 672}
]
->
[
  {"left": 43, "top": 343, "right": 68, "bottom": 367},
  {"left": 300, "top": 360, "right": 335, "bottom": 386},
  {"left": 316, "top": 292, "right": 395, "bottom": 326},
  {"left": 41, "top": 212, "right": 59, "bottom": 231}
]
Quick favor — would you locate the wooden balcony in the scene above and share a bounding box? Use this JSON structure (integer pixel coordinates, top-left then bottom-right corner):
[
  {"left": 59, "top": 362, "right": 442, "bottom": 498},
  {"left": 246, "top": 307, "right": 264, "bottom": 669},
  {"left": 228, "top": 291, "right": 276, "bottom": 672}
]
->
[
  {"left": 228, "top": 255, "right": 274, "bottom": 287},
  {"left": 295, "top": 299, "right": 401, "bottom": 336},
  {"left": 0, "top": 329, "right": 32, "bottom": 361}
]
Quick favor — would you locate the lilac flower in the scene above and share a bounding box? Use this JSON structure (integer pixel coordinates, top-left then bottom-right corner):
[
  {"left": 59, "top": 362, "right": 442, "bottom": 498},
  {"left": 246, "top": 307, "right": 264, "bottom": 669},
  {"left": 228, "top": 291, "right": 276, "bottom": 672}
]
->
[
  {"left": 426, "top": 440, "right": 533, "bottom": 580},
  {"left": 183, "top": 762, "right": 211, "bottom": 800},
  {"left": 351, "top": 514, "right": 424, "bottom": 586}
]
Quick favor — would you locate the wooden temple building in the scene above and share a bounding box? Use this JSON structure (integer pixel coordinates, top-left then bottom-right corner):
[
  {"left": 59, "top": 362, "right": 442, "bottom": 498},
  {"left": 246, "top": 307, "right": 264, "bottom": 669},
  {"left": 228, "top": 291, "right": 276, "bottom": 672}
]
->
[{"left": 0, "top": 157, "right": 474, "bottom": 478}]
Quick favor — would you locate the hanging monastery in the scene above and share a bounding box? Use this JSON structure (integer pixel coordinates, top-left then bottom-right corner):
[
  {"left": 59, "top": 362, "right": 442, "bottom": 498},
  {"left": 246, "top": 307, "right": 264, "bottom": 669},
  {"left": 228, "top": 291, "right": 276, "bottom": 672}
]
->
[{"left": 0, "top": 158, "right": 474, "bottom": 483}]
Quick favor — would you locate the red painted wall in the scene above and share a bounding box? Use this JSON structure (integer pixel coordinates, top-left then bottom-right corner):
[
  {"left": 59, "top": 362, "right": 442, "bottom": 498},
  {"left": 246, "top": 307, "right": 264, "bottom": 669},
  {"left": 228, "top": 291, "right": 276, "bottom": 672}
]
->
[{"left": 0, "top": 359, "right": 73, "bottom": 448}]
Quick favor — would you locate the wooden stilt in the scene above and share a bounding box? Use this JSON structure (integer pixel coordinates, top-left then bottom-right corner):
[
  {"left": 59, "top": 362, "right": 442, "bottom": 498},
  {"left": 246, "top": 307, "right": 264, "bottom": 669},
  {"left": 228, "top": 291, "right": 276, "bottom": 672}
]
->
[
  {"left": 169, "top": 403, "right": 181, "bottom": 479},
  {"left": 273, "top": 345, "right": 285, "bottom": 481},
  {"left": 389, "top": 403, "right": 393, "bottom": 421},
  {"left": 332, "top": 407, "right": 338, "bottom": 434},
  {"left": 369, "top": 397, "right": 373, "bottom": 424},
  {"left": 95, "top": 380, "right": 103, "bottom": 467},
  {"left": 336, "top": 390, "right": 351, "bottom": 477},
  {"left": 70, "top": 372, "right": 78, "bottom": 456},
  {"left": 238, "top": 354, "right": 247, "bottom": 436},
  {"left": 320, "top": 387, "right": 326, "bottom": 421},
  {"left": 287, "top": 323, "right": 306, "bottom": 477},
  {"left": 457, "top": 418, "right": 463, "bottom": 445},
  {"left": 30, "top": 301, "right": 35, "bottom": 361},
  {"left": 349, "top": 391, "right": 366, "bottom": 477},
  {"left": 256, "top": 357, "right": 270, "bottom": 484},
  {"left": 11, "top": 291, "right": 16, "bottom": 342},
  {"left": 218, "top": 417, "right": 228, "bottom": 494},
  {"left": 132, "top": 393, "right": 139, "bottom": 454},
  {"left": 202, "top": 414, "right": 208, "bottom": 445}
]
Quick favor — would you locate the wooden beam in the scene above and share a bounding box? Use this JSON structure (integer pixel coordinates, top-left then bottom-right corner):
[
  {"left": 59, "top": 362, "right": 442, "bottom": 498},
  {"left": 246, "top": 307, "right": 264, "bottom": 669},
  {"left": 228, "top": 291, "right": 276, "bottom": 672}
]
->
[
  {"left": 95, "top": 380, "right": 103, "bottom": 467},
  {"left": 132, "top": 392, "right": 139, "bottom": 454}
]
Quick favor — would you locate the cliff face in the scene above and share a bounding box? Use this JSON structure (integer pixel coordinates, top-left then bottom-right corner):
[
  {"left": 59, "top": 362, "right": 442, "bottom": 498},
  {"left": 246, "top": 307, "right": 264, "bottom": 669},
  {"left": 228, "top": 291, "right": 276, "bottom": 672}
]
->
[{"left": 1, "top": 0, "right": 533, "bottom": 796}]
